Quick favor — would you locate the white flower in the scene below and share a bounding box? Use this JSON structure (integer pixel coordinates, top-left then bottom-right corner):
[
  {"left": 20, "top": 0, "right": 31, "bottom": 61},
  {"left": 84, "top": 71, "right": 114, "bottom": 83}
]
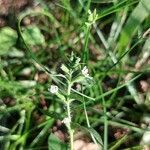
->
[
  {"left": 62, "top": 117, "right": 71, "bottom": 126},
  {"left": 49, "top": 85, "right": 58, "bottom": 94},
  {"left": 76, "top": 57, "right": 81, "bottom": 64},
  {"left": 82, "top": 66, "right": 89, "bottom": 77}
]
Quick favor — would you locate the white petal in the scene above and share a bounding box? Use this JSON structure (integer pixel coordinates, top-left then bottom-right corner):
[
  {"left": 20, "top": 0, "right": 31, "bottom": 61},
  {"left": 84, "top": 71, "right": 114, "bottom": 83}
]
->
[{"left": 49, "top": 85, "right": 58, "bottom": 94}]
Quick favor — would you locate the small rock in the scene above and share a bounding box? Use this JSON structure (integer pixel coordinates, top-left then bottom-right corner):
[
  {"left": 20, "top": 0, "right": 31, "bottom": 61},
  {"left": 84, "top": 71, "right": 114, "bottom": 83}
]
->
[
  {"left": 141, "top": 131, "right": 150, "bottom": 144},
  {"left": 74, "top": 140, "right": 86, "bottom": 150},
  {"left": 54, "top": 130, "right": 65, "bottom": 142},
  {"left": 84, "top": 143, "right": 101, "bottom": 150}
]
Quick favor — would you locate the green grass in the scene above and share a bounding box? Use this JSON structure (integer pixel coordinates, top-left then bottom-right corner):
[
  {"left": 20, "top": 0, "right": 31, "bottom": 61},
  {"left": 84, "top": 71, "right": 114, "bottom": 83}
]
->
[{"left": 0, "top": 0, "right": 150, "bottom": 149}]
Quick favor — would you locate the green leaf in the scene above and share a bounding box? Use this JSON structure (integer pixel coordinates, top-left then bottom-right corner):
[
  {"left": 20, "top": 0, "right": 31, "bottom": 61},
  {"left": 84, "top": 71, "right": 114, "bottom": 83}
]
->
[
  {"left": 91, "top": 0, "right": 113, "bottom": 3},
  {"left": 73, "top": 76, "right": 85, "bottom": 83},
  {"left": 48, "top": 133, "right": 67, "bottom": 150},
  {"left": 22, "top": 25, "right": 45, "bottom": 46},
  {"left": 109, "top": 135, "right": 128, "bottom": 150},
  {"left": 39, "top": 109, "right": 63, "bottom": 120},
  {"left": 8, "top": 47, "right": 24, "bottom": 58},
  {"left": 56, "top": 93, "right": 66, "bottom": 102},
  {"left": 118, "top": 0, "right": 150, "bottom": 55},
  {"left": 88, "top": 127, "right": 103, "bottom": 146},
  {"left": 73, "top": 123, "right": 103, "bottom": 146},
  {"left": 0, "top": 27, "right": 17, "bottom": 55},
  {"left": 60, "top": 64, "right": 69, "bottom": 74},
  {"left": 97, "top": 0, "right": 138, "bottom": 20},
  {"left": 19, "top": 80, "right": 36, "bottom": 88}
]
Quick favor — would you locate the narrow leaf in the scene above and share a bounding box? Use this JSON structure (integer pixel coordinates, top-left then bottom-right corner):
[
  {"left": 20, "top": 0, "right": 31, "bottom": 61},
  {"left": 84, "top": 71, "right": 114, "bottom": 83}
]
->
[{"left": 48, "top": 133, "right": 67, "bottom": 150}]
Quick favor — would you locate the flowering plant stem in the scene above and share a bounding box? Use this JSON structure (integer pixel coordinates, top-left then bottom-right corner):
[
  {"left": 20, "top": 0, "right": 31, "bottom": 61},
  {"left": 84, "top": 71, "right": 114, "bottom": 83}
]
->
[
  {"left": 66, "top": 102, "right": 74, "bottom": 150},
  {"left": 66, "top": 79, "right": 74, "bottom": 150},
  {"left": 49, "top": 55, "right": 93, "bottom": 149}
]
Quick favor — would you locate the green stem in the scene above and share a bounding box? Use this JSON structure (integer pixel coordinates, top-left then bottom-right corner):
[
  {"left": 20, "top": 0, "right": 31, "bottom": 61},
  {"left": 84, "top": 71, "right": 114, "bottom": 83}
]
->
[
  {"left": 17, "top": 11, "right": 59, "bottom": 75},
  {"left": 85, "top": 0, "right": 91, "bottom": 15},
  {"left": 70, "top": 129, "right": 74, "bottom": 150},
  {"left": 103, "top": 99, "right": 108, "bottom": 150},
  {"left": 66, "top": 81, "right": 74, "bottom": 150},
  {"left": 84, "top": 102, "right": 97, "bottom": 144},
  {"left": 67, "top": 102, "right": 71, "bottom": 123},
  {"left": 82, "top": 26, "right": 91, "bottom": 64},
  {"left": 99, "top": 82, "right": 108, "bottom": 150},
  {"left": 67, "top": 102, "right": 74, "bottom": 150}
]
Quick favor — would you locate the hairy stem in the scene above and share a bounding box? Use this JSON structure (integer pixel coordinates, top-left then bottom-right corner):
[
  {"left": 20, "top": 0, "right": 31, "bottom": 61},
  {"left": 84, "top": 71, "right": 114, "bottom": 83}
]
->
[
  {"left": 66, "top": 80, "right": 74, "bottom": 150},
  {"left": 66, "top": 102, "right": 74, "bottom": 150}
]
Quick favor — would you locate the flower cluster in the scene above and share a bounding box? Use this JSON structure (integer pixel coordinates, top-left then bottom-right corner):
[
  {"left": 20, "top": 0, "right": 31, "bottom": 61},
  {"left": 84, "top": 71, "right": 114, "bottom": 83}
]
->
[
  {"left": 48, "top": 60, "right": 92, "bottom": 95},
  {"left": 85, "top": 9, "right": 98, "bottom": 27},
  {"left": 47, "top": 53, "right": 94, "bottom": 149}
]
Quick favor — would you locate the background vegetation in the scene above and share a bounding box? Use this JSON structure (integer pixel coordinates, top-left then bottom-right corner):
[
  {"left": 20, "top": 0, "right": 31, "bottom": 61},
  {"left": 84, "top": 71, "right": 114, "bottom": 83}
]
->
[{"left": 0, "top": 0, "right": 150, "bottom": 149}]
